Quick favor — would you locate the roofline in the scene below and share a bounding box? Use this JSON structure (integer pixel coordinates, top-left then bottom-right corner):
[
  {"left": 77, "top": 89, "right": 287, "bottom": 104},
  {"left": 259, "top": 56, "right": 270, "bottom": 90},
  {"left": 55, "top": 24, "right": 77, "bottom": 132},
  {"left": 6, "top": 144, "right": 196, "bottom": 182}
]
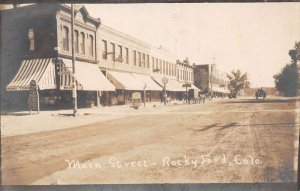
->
[
  {"left": 101, "top": 24, "right": 175, "bottom": 57},
  {"left": 60, "top": 4, "right": 101, "bottom": 27}
]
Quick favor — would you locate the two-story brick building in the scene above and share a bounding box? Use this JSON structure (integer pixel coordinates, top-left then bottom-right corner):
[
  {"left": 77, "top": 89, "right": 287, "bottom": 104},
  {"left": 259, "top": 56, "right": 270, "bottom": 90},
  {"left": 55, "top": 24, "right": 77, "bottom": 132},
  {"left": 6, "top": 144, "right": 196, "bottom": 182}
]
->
[{"left": 1, "top": 4, "right": 115, "bottom": 110}]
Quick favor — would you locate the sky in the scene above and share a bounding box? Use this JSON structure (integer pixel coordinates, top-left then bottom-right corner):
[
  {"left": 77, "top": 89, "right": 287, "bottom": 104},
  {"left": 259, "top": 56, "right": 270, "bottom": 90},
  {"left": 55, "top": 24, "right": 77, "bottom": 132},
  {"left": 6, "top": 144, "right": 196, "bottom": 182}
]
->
[{"left": 84, "top": 3, "right": 300, "bottom": 87}]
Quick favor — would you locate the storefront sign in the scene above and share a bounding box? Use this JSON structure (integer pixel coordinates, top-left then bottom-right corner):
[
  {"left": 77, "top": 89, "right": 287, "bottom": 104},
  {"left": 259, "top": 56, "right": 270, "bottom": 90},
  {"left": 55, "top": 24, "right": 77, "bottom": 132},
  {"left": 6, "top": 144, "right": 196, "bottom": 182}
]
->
[
  {"left": 182, "top": 83, "right": 191, "bottom": 88},
  {"left": 162, "top": 77, "right": 168, "bottom": 84}
]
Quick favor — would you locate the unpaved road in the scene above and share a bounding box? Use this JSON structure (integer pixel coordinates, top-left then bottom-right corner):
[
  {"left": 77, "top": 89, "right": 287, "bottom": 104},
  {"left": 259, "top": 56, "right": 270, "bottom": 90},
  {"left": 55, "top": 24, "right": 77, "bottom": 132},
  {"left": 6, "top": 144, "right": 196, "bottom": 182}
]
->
[{"left": 1, "top": 97, "right": 299, "bottom": 185}]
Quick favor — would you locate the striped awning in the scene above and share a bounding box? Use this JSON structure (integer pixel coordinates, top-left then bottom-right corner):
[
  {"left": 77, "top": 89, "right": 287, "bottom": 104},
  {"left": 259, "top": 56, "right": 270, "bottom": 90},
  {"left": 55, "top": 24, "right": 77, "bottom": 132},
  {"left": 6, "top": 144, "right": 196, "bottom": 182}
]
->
[
  {"left": 6, "top": 58, "right": 56, "bottom": 91},
  {"left": 60, "top": 59, "right": 115, "bottom": 91}
]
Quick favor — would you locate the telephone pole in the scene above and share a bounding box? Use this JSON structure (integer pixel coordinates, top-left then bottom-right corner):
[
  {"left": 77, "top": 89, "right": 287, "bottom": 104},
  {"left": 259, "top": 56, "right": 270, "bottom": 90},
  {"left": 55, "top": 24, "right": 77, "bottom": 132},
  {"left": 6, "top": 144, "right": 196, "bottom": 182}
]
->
[{"left": 71, "top": 4, "right": 77, "bottom": 116}]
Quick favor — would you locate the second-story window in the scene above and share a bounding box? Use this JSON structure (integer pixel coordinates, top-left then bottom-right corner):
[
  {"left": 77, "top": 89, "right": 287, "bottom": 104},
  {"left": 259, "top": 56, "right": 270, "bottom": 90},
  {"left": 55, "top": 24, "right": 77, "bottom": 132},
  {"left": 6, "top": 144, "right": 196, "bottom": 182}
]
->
[
  {"left": 159, "top": 60, "right": 162, "bottom": 74},
  {"left": 110, "top": 43, "right": 115, "bottom": 60},
  {"left": 118, "top": 45, "right": 122, "bottom": 62},
  {"left": 28, "top": 28, "right": 35, "bottom": 51},
  {"left": 152, "top": 57, "right": 154, "bottom": 70},
  {"left": 181, "top": 70, "right": 183, "bottom": 80},
  {"left": 142, "top": 53, "right": 145, "bottom": 67},
  {"left": 133, "top": 50, "right": 136, "bottom": 65},
  {"left": 80, "top": 32, "right": 85, "bottom": 54},
  {"left": 138, "top": 52, "right": 141, "bottom": 67},
  {"left": 172, "top": 64, "right": 176, "bottom": 76},
  {"left": 125, "top": 47, "right": 129, "bottom": 64},
  {"left": 88, "top": 35, "right": 94, "bottom": 57},
  {"left": 62, "top": 26, "right": 69, "bottom": 52},
  {"left": 147, "top": 55, "right": 150, "bottom": 68},
  {"left": 165, "top": 62, "right": 168, "bottom": 75},
  {"left": 102, "top": 40, "right": 107, "bottom": 59},
  {"left": 74, "top": 30, "right": 79, "bottom": 53}
]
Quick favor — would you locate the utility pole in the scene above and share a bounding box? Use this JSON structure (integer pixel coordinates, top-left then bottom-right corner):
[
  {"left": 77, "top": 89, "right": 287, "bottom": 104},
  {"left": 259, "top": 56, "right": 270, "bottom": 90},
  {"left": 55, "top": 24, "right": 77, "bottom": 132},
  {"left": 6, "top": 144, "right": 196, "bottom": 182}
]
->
[
  {"left": 210, "top": 57, "right": 216, "bottom": 99},
  {"left": 143, "top": 83, "right": 146, "bottom": 107},
  {"left": 162, "top": 77, "right": 168, "bottom": 106},
  {"left": 71, "top": 4, "right": 77, "bottom": 116}
]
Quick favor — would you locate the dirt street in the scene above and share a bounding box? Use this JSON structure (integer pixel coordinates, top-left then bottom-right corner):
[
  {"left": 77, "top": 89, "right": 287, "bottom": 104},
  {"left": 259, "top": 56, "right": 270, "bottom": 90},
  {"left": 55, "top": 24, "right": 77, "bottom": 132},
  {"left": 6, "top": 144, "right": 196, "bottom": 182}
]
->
[{"left": 1, "top": 97, "right": 299, "bottom": 185}]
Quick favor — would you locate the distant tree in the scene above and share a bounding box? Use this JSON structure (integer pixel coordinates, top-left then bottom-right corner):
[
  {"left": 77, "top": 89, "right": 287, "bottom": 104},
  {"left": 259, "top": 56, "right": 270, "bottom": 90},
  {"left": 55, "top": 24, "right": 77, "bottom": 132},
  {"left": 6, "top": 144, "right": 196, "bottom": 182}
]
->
[
  {"left": 226, "top": 70, "right": 250, "bottom": 94},
  {"left": 273, "top": 42, "right": 300, "bottom": 97}
]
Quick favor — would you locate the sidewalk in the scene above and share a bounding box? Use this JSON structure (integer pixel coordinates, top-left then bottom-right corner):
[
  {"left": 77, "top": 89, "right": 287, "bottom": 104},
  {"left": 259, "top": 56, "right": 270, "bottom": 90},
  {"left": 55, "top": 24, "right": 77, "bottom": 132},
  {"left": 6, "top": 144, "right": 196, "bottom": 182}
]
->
[
  {"left": 1, "top": 100, "right": 190, "bottom": 137},
  {"left": 1, "top": 98, "right": 226, "bottom": 137}
]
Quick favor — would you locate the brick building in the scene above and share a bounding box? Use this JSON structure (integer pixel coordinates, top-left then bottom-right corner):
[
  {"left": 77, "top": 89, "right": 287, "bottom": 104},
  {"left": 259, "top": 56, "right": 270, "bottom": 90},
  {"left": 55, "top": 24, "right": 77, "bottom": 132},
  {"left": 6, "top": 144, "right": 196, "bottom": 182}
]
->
[
  {"left": 1, "top": 4, "right": 200, "bottom": 111},
  {"left": 194, "top": 64, "right": 229, "bottom": 95},
  {"left": 1, "top": 4, "right": 114, "bottom": 110}
]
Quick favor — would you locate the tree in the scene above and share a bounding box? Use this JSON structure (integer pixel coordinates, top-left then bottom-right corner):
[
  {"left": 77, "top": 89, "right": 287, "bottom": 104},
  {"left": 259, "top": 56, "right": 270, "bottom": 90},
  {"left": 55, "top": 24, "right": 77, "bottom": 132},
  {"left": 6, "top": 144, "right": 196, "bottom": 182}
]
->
[
  {"left": 273, "top": 42, "right": 300, "bottom": 97},
  {"left": 226, "top": 69, "right": 250, "bottom": 94}
]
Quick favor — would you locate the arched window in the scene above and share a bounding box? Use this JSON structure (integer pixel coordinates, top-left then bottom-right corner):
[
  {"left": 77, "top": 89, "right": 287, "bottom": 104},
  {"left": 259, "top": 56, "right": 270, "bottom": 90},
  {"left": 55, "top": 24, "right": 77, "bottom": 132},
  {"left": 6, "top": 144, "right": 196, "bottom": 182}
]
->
[
  {"left": 28, "top": 28, "right": 35, "bottom": 51},
  {"left": 74, "top": 30, "right": 79, "bottom": 53},
  {"left": 80, "top": 32, "right": 85, "bottom": 54},
  {"left": 88, "top": 35, "right": 94, "bottom": 57},
  {"left": 62, "top": 26, "right": 69, "bottom": 51}
]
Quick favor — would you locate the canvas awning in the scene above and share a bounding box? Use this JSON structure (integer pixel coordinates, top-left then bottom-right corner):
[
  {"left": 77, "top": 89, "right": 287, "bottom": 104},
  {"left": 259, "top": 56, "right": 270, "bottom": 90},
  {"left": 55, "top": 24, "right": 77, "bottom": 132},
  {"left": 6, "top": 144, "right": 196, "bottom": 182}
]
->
[
  {"left": 179, "top": 82, "right": 200, "bottom": 90},
  {"left": 131, "top": 73, "right": 162, "bottom": 91},
  {"left": 107, "top": 71, "right": 144, "bottom": 90},
  {"left": 6, "top": 58, "right": 56, "bottom": 91},
  {"left": 152, "top": 77, "right": 185, "bottom": 92},
  {"left": 188, "top": 84, "right": 200, "bottom": 90},
  {"left": 212, "top": 86, "right": 227, "bottom": 93},
  {"left": 168, "top": 79, "right": 186, "bottom": 91},
  {"left": 60, "top": 59, "right": 115, "bottom": 91}
]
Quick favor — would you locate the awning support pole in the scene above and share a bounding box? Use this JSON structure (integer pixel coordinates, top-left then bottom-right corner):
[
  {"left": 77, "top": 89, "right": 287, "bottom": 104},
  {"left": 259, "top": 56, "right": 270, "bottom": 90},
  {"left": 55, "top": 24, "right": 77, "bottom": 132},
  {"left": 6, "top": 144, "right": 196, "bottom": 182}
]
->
[
  {"left": 96, "top": 91, "right": 100, "bottom": 107},
  {"left": 37, "top": 90, "right": 40, "bottom": 114},
  {"left": 143, "top": 83, "right": 146, "bottom": 107},
  {"left": 163, "top": 84, "right": 166, "bottom": 106}
]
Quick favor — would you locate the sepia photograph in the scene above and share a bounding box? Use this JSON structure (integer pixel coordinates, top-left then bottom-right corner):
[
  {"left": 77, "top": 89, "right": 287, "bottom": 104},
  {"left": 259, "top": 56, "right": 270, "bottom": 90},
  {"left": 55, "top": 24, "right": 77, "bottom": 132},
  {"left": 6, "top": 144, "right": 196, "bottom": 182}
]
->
[{"left": 0, "top": 2, "right": 300, "bottom": 190}]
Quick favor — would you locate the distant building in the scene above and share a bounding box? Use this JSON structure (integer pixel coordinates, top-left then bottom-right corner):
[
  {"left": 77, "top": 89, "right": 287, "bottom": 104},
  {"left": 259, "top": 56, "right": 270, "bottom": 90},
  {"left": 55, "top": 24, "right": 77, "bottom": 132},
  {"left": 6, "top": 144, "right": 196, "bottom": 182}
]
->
[
  {"left": 194, "top": 64, "right": 210, "bottom": 92},
  {"left": 194, "top": 64, "right": 229, "bottom": 95}
]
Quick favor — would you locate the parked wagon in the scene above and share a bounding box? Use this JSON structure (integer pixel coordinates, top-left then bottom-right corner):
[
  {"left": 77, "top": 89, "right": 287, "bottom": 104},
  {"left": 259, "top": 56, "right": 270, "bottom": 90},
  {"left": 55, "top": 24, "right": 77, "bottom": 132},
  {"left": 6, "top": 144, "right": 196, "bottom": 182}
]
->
[
  {"left": 131, "top": 92, "right": 141, "bottom": 109},
  {"left": 187, "top": 89, "right": 205, "bottom": 104}
]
